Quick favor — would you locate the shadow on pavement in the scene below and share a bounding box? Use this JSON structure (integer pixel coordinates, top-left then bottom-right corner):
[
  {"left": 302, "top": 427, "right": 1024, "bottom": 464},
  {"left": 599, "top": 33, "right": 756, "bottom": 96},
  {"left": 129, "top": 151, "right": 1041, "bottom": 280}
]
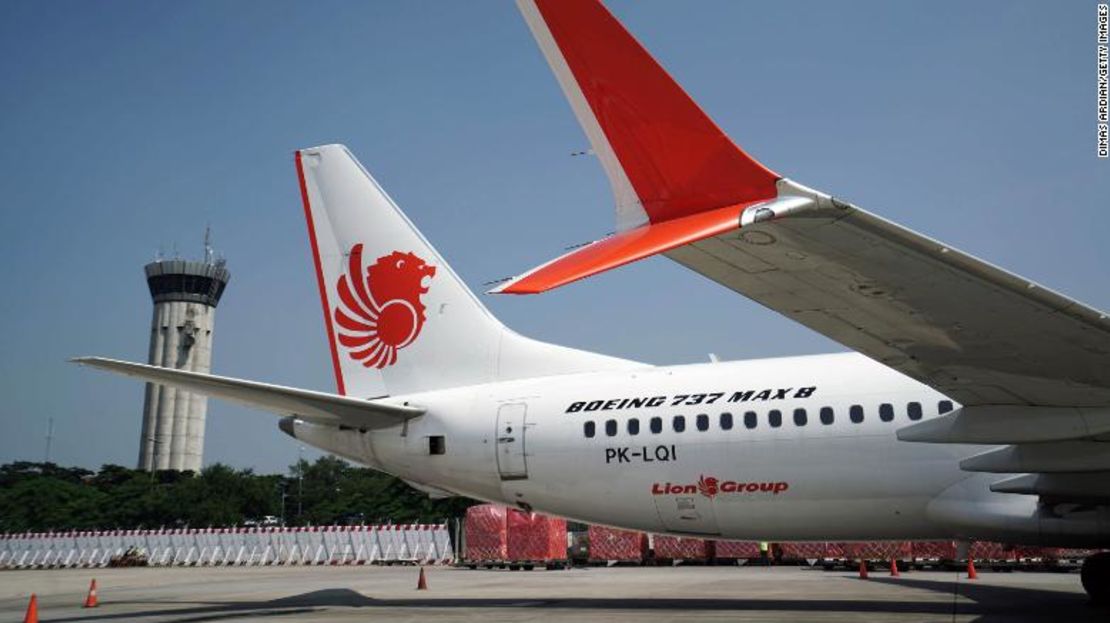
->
[{"left": 867, "top": 576, "right": 1100, "bottom": 622}]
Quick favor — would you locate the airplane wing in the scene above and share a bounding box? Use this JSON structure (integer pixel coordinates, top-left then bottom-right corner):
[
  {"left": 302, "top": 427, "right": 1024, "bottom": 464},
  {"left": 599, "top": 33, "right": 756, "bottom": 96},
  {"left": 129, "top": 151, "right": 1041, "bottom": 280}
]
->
[
  {"left": 662, "top": 201, "right": 1110, "bottom": 409},
  {"left": 72, "top": 357, "right": 423, "bottom": 429},
  {"left": 501, "top": 0, "right": 1110, "bottom": 410}
]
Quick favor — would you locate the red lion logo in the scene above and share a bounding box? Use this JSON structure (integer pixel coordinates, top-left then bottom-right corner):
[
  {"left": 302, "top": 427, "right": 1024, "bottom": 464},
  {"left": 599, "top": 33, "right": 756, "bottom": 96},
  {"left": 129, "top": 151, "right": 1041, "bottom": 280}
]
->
[
  {"left": 697, "top": 475, "right": 719, "bottom": 499},
  {"left": 333, "top": 244, "right": 436, "bottom": 369}
]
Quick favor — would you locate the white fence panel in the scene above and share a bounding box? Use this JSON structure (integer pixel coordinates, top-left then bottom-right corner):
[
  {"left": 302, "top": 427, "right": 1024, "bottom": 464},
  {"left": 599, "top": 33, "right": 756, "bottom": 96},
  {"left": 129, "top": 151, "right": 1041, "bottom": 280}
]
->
[{"left": 0, "top": 523, "right": 454, "bottom": 568}]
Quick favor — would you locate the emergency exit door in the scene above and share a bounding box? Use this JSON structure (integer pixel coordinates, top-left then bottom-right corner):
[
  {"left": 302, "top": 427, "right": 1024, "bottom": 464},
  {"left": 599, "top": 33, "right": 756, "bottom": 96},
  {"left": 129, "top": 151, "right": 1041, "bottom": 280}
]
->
[{"left": 495, "top": 403, "right": 528, "bottom": 480}]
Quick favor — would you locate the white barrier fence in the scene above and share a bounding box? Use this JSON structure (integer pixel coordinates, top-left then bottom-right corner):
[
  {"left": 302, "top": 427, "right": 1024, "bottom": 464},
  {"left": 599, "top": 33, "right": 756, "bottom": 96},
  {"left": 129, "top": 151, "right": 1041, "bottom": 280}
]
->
[{"left": 0, "top": 524, "right": 454, "bottom": 569}]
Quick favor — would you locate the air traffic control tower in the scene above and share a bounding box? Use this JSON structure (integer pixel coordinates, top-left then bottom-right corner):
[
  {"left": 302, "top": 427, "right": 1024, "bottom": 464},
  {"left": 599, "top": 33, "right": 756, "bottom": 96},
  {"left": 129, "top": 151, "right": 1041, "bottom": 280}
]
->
[{"left": 137, "top": 241, "right": 230, "bottom": 473}]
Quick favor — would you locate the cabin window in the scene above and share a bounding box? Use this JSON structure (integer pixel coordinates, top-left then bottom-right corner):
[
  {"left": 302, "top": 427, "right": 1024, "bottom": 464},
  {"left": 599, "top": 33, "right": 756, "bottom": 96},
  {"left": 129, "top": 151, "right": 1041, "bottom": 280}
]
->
[
  {"left": 938, "top": 400, "right": 954, "bottom": 414},
  {"left": 907, "top": 402, "right": 923, "bottom": 421},
  {"left": 879, "top": 403, "right": 894, "bottom": 422},
  {"left": 793, "top": 408, "right": 807, "bottom": 426},
  {"left": 850, "top": 405, "right": 864, "bottom": 423},
  {"left": 768, "top": 409, "right": 782, "bottom": 428},
  {"left": 428, "top": 435, "right": 446, "bottom": 455},
  {"left": 628, "top": 418, "right": 640, "bottom": 435},
  {"left": 650, "top": 417, "right": 662, "bottom": 434},
  {"left": 584, "top": 421, "right": 595, "bottom": 438},
  {"left": 720, "top": 412, "right": 734, "bottom": 430},
  {"left": 744, "top": 411, "right": 757, "bottom": 429},
  {"left": 820, "top": 406, "right": 834, "bottom": 425},
  {"left": 605, "top": 419, "right": 617, "bottom": 436},
  {"left": 696, "top": 414, "right": 709, "bottom": 431},
  {"left": 673, "top": 415, "right": 686, "bottom": 433}
]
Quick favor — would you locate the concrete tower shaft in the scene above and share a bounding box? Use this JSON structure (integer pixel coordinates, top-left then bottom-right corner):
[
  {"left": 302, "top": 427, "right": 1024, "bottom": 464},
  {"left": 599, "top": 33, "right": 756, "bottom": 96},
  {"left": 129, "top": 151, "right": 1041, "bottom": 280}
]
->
[{"left": 138, "top": 259, "right": 230, "bottom": 472}]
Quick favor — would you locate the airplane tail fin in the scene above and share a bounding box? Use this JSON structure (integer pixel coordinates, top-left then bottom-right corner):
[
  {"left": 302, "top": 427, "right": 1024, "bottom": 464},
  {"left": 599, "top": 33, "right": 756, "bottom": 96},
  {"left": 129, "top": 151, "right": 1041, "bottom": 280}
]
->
[{"left": 295, "top": 145, "right": 637, "bottom": 398}]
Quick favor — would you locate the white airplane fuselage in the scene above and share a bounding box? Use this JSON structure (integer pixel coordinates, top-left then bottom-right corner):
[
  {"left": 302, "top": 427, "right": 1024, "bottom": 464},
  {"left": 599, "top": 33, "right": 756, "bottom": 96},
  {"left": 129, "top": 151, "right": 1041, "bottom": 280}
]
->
[{"left": 285, "top": 352, "right": 1104, "bottom": 546}]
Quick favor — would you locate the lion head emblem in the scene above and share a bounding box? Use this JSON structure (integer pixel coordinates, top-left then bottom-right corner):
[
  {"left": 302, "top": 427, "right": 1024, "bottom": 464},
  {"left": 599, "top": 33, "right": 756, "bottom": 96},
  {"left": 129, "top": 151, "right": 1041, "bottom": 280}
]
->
[
  {"left": 333, "top": 244, "right": 436, "bottom": 369},
  {"left": 697, "top": 475, "right": 719, "bottom": 499}
]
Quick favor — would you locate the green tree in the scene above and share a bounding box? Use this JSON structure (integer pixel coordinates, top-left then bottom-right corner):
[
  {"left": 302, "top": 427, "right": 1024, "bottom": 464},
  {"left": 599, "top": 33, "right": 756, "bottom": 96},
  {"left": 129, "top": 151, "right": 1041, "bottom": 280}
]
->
[{"left": 0, "top": 458, "right": 475, "bottom": 533}]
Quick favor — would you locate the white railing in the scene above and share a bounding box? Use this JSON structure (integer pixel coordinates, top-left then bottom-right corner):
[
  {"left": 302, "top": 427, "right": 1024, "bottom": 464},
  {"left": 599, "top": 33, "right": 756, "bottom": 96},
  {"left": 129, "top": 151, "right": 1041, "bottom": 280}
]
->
[{"left": 0, "top": 524, "right": 454, "bottom": 569}]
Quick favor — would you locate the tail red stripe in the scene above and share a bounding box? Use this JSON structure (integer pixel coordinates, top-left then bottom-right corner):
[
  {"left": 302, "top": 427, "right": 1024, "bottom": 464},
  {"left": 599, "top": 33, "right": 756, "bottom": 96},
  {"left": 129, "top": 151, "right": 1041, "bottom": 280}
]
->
[{"left": 295, "top": 151, "right": 346, "bottom": 395}]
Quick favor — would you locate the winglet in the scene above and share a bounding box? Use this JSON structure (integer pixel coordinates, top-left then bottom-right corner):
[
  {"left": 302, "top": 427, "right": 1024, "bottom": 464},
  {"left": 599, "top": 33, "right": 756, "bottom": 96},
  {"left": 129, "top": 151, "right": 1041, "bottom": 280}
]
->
[
  {"left": 504, "top": 0, "right": 786, "bottom": 294},
  {"left": 518, "top": 0, "right": 779, "bottom": 229}
]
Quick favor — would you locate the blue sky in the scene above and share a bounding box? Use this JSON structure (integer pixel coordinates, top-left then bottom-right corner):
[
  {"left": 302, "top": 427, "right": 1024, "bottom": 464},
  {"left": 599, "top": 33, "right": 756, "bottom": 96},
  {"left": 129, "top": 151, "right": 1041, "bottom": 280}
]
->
[{"left": 1, "top": 1, "right": 1105, "bottom": 474}]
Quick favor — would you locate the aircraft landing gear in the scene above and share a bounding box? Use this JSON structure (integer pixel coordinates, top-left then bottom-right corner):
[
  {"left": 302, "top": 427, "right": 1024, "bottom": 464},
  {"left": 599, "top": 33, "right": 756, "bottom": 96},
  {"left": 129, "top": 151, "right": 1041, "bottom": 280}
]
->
[{"left": 1081, "top": 552, "right": 1110, "bottom": 605}]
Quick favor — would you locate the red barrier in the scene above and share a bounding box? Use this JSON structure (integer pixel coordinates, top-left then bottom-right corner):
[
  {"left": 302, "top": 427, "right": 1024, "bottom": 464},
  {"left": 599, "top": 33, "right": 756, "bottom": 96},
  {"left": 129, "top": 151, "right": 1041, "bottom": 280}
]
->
[
  {"left": 969, "top": 541, "right": 1010, "bottom": 561},
  {"left": 654, "top": 536, "right": 713, "bottom": 561},
  {"left": 779, "top": 542, "right": 829, "bottom": 561},
  {"left": 464, "top": 504, "right": 507, "bottom": 562},
  {"left": 506, "top": 509, "right": 567, "bottom": 562},
  {"left": 824, "top": 542, "right": 847, "bottom": 559},
  {"left": 912, "top": 541, "right": 957, "bottom": 561},
  {"left": 1013, "top": 546, "right": 1048, "bottom": 560},
  {"left": 842, "top": 541, "right": 912, "bottom": 560},
  {"left": 588, "top": 526, "right": 647, "bottom": 562},
  {"left": 714, "top": 540, "right": 760, "bottom": 560},
  {"left": 1051, "top": 548, "right": 1101, "bottom": 561}
]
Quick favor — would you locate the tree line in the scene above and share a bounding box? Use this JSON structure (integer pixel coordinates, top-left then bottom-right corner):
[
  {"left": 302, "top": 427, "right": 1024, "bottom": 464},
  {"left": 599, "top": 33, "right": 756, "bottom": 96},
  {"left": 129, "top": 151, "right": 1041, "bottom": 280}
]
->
[{"left": 0, "top": 458, "right": 473, "bottom": 533}]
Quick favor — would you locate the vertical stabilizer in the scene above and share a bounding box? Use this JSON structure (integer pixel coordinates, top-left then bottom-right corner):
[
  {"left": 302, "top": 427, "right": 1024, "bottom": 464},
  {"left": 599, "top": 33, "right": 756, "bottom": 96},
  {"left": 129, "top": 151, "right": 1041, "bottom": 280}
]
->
[{"left": 295, "top": 145, "right": 638, "bottom": 397}]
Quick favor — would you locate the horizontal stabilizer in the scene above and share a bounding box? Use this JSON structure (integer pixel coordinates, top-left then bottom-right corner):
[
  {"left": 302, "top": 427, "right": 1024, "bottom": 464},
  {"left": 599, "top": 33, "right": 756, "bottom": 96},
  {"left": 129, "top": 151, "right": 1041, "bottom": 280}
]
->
[{"left": 72, "top": 357, "right": 423, "bottom": 429}]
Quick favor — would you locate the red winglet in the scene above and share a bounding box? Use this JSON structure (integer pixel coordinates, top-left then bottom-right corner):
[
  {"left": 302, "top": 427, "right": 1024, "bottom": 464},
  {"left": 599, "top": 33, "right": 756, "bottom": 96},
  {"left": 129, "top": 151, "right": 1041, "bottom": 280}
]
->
[
  {"left": 530, "top": 0, "right": 779, "bottom": 224},
  {"left": 492, "top": 201, "right": 756, "bottom": 295}
]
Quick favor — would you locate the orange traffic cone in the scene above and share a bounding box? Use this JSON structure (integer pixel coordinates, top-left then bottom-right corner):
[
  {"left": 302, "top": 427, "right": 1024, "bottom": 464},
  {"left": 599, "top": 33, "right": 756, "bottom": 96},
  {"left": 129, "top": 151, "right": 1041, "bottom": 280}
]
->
[
  {"left": 23, "top": 594, "right": 38, "bottom": 623},
  {"left": 890, "top": 557, "right": 900, "bottom": 577},
  {"left": 416, "top": 566, "right": 428, "bottom": 590},
  {"left": 858, "top": 559, "right": 868, "bottom": 579},
  {"left": 83, "top": 579, "right": 98, "bottom": 608},
  {"left": 966, "top": 559, "right": 978, "bottom": 580}
]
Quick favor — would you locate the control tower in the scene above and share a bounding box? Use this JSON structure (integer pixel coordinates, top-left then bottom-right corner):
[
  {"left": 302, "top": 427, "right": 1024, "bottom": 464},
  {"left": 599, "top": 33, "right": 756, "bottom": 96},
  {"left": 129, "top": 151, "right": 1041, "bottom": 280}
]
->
[{"left": 137, "top": 237, "right": 230, "bottom": 472}]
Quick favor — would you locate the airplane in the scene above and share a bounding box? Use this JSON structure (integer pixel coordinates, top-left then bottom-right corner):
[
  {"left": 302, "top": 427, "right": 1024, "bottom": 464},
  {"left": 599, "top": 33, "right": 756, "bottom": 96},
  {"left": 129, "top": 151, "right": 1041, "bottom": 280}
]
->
[{"left": 75, "top": 0, "right": 1110, "bottom": 602}]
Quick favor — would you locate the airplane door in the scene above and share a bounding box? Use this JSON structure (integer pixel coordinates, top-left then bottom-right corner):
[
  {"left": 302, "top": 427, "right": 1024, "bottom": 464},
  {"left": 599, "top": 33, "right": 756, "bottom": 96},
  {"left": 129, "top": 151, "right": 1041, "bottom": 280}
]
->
[
  {"left": 495, "top": 403, "right": 528, "bottom": 480},
  {"left": 653, "top": 478, "right": 721, "bottom": 535}
]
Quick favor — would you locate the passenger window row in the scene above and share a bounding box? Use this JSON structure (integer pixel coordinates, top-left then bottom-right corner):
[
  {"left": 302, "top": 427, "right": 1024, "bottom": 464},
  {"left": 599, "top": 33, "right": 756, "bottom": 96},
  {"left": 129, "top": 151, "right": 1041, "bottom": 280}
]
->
[{"left": 582, "top": 400, "right": 955, "bottom": 438}]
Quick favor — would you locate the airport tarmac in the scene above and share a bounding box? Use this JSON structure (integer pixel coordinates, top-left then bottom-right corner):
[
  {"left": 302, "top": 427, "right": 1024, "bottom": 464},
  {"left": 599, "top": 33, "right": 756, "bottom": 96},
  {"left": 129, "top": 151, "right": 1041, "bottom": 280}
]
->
[{"left": 0, "top": 564, "right": 1103, "bottom": 623}]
